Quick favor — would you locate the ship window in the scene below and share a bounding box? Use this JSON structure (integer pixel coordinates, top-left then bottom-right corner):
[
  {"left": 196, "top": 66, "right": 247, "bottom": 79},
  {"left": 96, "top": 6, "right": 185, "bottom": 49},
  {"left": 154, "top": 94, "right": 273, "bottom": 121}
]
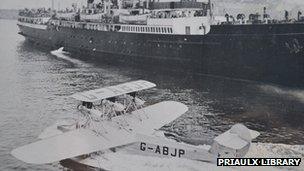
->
[
  {"left": 169, "top": 28, "right": 173, "bottom": 33},
  {"left": 152, "top": 27, "right": 155, "bottom": 32},
  {"left": 89, "top": 37, "right": 93, "bottom": 43},
  {"left": 185, "top": 26, "right": 190, "bottom": 35},
  {"left": 164, "top": 28, "right": 167, "bottom": 33},
  {"left": 161, "top": 27, "right": 164, "bottom": 33}
]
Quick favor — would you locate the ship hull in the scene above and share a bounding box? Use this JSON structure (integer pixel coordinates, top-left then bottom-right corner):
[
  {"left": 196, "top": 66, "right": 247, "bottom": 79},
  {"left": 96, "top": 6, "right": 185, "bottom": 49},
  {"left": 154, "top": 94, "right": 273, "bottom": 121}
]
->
[{"left": 18, "top": 23, "right": 304, "bottom": 87}]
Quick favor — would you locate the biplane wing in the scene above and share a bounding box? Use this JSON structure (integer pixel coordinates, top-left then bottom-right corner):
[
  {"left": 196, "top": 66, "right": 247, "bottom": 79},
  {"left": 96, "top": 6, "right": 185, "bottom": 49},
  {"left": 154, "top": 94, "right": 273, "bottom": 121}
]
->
[
  {"left": 112, "top": 101, "right": 188, "bottom": 135},
  {"left": 11, "top": 129, "right": 136, "bottom": 164},
  {"left": 71, "top": 80, "right": 156, "bottom": 102}
]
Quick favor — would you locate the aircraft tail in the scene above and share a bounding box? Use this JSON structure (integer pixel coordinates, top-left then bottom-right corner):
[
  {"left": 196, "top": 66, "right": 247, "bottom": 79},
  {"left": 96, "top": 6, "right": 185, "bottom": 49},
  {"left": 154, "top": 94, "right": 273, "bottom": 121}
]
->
[{"left": 209, "top": 124, "right": 260, "bottom": 158}]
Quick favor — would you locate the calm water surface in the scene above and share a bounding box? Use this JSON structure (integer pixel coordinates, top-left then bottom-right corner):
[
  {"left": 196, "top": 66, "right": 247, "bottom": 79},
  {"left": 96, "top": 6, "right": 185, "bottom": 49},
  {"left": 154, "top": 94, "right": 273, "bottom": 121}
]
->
[{"left": 0, "top": 19, "right": 303, "bottom": 170}]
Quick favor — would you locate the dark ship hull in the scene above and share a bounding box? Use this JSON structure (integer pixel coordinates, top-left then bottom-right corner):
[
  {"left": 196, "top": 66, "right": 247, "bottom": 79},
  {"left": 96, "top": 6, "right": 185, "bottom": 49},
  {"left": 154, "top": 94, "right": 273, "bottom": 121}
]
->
[{"left": 18, "top": 23, "right": 304, "bottom": 87}]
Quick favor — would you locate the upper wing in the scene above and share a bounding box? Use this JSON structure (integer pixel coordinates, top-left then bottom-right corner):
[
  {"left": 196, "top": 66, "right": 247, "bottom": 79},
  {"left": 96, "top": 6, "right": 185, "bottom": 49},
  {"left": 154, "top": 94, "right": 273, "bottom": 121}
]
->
[
  {"left": 112, "top": 101, "right": 188, "bottom": 135},
  {"left": 11, "top": 129, "right": 135, "bottom": 164},
  {"left": 11, "top": 101, "right": 187, "bottom": 164},
  {"left": 71, "top": 80, "right": 156, "bottom": 102}
]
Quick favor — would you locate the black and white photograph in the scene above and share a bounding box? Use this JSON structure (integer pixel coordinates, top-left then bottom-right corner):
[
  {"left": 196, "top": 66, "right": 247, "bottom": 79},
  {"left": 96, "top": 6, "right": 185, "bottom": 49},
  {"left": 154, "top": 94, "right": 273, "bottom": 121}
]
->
[{"left": 0, "top": 0, "right": 303, "bottom": 170}]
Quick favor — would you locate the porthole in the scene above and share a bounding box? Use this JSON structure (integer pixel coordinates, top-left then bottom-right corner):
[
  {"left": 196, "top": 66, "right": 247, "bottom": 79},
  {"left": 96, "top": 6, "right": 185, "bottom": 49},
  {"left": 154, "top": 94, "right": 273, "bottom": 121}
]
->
[{"left": 89, "top": 37, "right": 93, "bottom": 43}]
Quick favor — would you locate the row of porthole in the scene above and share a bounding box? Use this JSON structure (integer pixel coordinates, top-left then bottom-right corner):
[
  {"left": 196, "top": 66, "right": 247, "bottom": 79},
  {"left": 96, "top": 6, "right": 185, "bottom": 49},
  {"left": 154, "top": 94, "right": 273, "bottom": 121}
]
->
[
  {"left": 72, "top": 36, "right": 184, "bottom": 48},
  {"left": 70, "top": 33, "right": 190, "bottom": 44},
  {"left": 79, "top": 42, "right": 183, "bottom": 49},
  {"left": 104, "top": 40, "right": 183, "bottom": 48},
  {"left": 86, "top": 37, "right": 184, "bottom": 48}
]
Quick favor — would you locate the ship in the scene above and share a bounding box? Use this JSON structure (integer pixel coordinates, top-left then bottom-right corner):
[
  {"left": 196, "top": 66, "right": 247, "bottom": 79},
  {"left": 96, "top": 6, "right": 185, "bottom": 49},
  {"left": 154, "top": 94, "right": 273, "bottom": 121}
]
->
[{"left": 17, "top": 0, "right": 304, "bottom": 87}]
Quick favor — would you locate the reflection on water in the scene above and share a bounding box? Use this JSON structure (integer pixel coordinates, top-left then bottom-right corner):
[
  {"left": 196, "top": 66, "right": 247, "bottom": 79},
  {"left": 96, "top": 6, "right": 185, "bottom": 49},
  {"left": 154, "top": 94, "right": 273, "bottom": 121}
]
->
[{"left": 0, "top": 19, "right": 303, "bottom": 170}]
